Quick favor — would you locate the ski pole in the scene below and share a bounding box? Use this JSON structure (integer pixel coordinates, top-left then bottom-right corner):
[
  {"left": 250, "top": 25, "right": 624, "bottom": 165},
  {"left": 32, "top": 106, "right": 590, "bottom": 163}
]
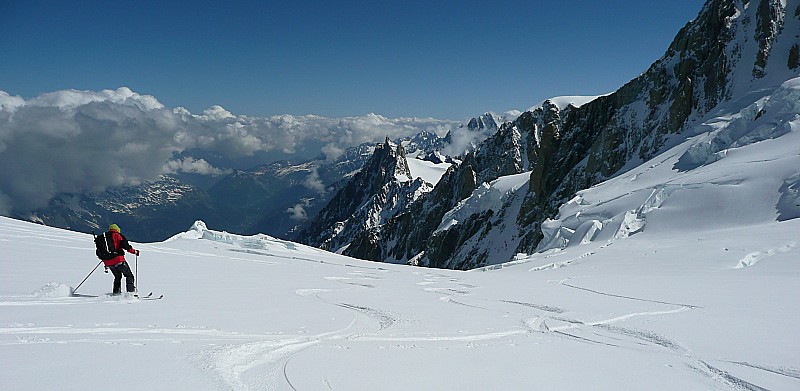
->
[
  {"left": 135, "top": 253, "right": 139, "bottom": 293},
  {"left": 73, "top": 261, "right": 103, "bottom": 294}
]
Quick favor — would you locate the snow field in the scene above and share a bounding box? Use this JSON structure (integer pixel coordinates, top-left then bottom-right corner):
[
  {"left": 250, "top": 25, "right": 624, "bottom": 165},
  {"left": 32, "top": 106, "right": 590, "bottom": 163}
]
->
[
  {"left": 1, "top": 214, "right": 798, "bottom": 390},
  {"left": 405, "top": 157, "right": 451, "bottom": 186}
]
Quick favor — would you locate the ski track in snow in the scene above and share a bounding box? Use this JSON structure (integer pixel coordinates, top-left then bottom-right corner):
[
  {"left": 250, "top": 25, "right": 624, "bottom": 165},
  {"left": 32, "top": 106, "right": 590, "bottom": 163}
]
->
[
  {"left": 498, "top": 299, "right": 566, "bottom": 313},
  {"left": 694, "top": 360, "right": 772, "bottom": 391},
  {"left": 545, "top": 277, "right": 786, "bottom": 391},
  {"left": 201, "top": 270, "right": 521, "bottom": 390},
  {"left": 2, "top": 265, "right": 786, "bottom": 391},
  {"left": 280, "top": 267, "right": 785, "bottom": 391},
  {"left": 3, "top": 220, "right": 796, "bottom": 390},
  {"left": 0, "top": 294, "right": 166, "bottom": 307},
  {"left": 480, "top": 236, "right": 794, "bottom": 391},
  {"left": 194, "top": 270, "right": 403, "bottom": 390},
  {"left": 3, "top": 255, "right": 783, "bottom": 391},
  {"left": 558, "top": 278, "right": 703, "bottom": 308},
  {"left": 474, "top": 265, "right": 783, "bottom": 390},
  {"left": 198, "top": 335, "right": 324, "bottom": 391},
  {"left": 0, "top": 325, "right": 276, "bottom": 341},
  {"left": 723, "top": 361, "right": 800, "bottom": 381},
  {"left": 194, "top": 294, "right": 376, "bottom": 391},
  {"left": 418, "top": 273, "right": 708, "bottom": 365},
  {"left": 335, "top": 268, "right": 738, "bottom": 391}
]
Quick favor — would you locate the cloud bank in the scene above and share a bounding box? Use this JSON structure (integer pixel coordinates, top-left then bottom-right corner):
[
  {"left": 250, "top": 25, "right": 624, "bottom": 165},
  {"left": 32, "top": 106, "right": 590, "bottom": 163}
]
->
[{"left": 0, "top": 87, "right": 460, "bottom": 214}]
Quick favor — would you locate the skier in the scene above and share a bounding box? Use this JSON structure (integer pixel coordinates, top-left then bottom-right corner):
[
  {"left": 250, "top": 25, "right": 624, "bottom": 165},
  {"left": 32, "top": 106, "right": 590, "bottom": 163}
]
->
[{"left": 102, "top": 224, "right": 140, "bottom": 295}]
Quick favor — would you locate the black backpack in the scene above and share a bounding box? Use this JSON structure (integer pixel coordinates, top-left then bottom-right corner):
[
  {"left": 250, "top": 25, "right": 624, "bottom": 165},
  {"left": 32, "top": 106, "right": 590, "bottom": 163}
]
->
[{"left": 94, "top": 232, "right": 121, "bottom": 260}]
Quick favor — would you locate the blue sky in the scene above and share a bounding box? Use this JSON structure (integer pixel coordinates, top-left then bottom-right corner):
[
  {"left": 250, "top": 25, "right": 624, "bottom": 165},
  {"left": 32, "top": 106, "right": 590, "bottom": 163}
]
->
[{"left": 1, "top": 1, "right": 704, "bottom": 120}]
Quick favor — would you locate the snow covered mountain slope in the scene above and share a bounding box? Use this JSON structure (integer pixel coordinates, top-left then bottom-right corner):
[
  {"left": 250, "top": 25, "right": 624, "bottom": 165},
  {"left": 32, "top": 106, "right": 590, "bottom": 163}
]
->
[
  {"left": 535, "top": 77, "right": 800, "bottom": 251},
  {"left": 340, "top": 0, "right": 800, "bottom": 269},
  {"left": 1, "top": 212, "right": 798, "bottom": 390},
  {"left": 427, "top": 76, "right": 800, "bottom": 269}
]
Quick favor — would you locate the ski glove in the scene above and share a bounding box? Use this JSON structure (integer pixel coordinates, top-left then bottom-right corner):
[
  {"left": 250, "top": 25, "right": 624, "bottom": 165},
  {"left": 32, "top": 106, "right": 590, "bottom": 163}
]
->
[{"left": 135, "top": 250, "right": 140, "bottom": 256}]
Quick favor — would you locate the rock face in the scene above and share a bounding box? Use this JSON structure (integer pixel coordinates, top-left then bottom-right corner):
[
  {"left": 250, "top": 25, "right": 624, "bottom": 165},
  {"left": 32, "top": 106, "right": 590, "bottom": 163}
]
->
[
  {"left": 513, "top": 0, "right": 799, "bottom": 259},
  {"left": 301, "top": 138, "right": 432, "bottom": 255},
  {"left": 320, "top": 0, "right": 799, "bottom": 269}
]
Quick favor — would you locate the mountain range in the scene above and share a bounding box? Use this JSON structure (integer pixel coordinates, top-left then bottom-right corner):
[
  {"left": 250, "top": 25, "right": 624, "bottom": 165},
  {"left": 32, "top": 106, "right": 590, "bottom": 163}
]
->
[
  {"left": 301, "top": 0, "right": 800, "bottom": 269},
  {"left": 4, "top": 0, "right": 799, "bottom": 271}
]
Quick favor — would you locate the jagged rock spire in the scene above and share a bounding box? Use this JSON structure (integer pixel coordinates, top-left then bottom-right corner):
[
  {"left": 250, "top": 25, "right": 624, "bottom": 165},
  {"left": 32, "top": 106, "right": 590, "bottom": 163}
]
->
[{"left": 299, "top": 136, "right": 427, "bottom": 253}]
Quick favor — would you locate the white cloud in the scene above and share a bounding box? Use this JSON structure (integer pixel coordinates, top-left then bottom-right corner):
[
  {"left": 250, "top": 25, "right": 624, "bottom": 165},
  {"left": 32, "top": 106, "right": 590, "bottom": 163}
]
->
[
  {"left": 0, "top": 87, "right": 461, "bottom": 213},
  {"left": 29, "top": 87, "right": 165, "bottom": 111},
  {"left": 303, "top": 168, "right": 326, "bottom": 194},
  {"left": 441, "top": 128, "right": 493, "bottom": 157},
  {"left": 198, "top": 105, "right": 235, "bottom": 120},
  {"left": 286, "top": 198, "right": 313, "bottom": 221},
  {"left": 286, "top": 204, "right": 307, "bottom": 220},
  {"left": 163, "top": 157, "right": 230, "bottom": 176},
  {"left": 321, "top": 143, "right": 345, "bottom": 161},
  {"left": 0, "top": 91, "right": 25, "bottom": 112}
]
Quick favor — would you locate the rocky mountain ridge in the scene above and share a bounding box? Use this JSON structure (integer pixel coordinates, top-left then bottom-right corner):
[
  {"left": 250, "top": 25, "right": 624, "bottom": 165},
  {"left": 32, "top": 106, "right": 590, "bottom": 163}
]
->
[
  {"left": 309, "top": 0, "right": 800, "bottom": 269},
  {"left": 301, "top": 137, "right": 435, "bottom": 255}
]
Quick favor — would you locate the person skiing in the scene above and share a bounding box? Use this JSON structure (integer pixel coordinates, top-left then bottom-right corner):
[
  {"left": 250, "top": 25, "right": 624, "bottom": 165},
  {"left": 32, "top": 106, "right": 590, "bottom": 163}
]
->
[{"left": 102, "top": 224, "right": 140, "bottom": 295}]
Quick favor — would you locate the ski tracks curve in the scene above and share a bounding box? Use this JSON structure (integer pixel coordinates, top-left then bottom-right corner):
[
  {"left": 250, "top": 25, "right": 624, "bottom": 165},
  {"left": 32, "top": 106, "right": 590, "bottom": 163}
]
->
[
  {"left": 194, "top": 315, "right": 361, "bottom": 391},
  {"left": 550, "top": 278, "right": 783, "bottom": 390},
  {"left": 196, "top": 270, "right": 403, "bottom": 391}
]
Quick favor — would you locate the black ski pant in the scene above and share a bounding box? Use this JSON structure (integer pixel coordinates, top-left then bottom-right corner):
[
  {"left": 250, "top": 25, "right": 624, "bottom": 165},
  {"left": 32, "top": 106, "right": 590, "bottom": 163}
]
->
[{"left": 109, "top": 261, "right": 135, "bottom": 294}]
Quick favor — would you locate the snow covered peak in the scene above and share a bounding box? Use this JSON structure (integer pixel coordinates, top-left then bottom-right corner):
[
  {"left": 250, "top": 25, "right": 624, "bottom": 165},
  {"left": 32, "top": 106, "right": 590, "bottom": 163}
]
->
[
  {"left": 167, "top": 220, "right": 209, "bottom": 241},
  {"left": 191, "top": 220, "right": 209, "bottom": 234},
  {"left": 527, "top": 95, "right": 608, "bottom": 112},
  {"left": 466, "top": 112, "right": 500, "bottom": 132},
  {"left": 300, "top": 137, "right": 435, "bottom": 253}
]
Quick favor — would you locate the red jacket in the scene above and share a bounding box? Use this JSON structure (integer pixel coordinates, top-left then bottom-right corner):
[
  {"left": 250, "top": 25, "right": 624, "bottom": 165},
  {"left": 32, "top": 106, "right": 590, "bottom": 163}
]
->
[{"left": 103, "top": 231, "right": 137, "bottom": 267}]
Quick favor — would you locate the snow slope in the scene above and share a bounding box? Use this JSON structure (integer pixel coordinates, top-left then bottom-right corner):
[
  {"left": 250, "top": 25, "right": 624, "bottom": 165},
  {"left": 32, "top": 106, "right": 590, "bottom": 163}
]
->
[
  {"left": 537, "top": 77, "right": 800, "bottom": 253},
  {"left": 436, "top": 171, "right": 530, "bottom": 233},
  {"left": 406, "top": 157, "right": 451, "bottom": 186},
  {"left": 1, "top": 204, "right": 798, "bottom": 390},
  {"left": 527, "top": 94, "right": 608, "bottom": 112}
]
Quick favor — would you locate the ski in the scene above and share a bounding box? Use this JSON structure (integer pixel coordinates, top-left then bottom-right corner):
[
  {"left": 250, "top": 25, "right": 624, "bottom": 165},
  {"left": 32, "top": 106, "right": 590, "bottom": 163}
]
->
[
  {"left": 134, "top": 291, "right": 162, "bottom": 300},
  {"left": 69, "top": 292, "right": 162, "bottom": 299},
  {"left": 71, "top": 293, "right": 99, "bottom": 298}
]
